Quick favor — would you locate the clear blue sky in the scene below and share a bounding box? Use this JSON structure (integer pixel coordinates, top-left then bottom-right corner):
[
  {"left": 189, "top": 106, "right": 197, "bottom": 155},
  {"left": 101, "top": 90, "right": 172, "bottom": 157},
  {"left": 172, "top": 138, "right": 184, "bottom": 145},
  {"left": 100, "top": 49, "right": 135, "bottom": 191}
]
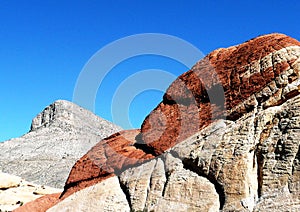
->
[{"left": 0, "top": 0, "right": 299, "bottom": 142}]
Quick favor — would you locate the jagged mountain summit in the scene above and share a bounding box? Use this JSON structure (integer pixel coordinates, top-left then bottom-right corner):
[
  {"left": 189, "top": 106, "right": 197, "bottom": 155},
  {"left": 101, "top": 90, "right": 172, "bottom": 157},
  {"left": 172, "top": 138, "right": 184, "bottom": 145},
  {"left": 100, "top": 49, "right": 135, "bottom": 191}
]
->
[
  {"left": 15, "top": 33, "right": 300, "bottom": 212},
  {"left": 0, "top": 100, "right": 122, "bottom": 188}
]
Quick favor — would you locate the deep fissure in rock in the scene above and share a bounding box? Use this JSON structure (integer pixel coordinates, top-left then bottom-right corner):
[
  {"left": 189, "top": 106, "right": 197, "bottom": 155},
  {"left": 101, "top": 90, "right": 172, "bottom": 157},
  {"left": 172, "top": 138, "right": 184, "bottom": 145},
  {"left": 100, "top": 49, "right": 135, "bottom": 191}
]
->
[
  {"left": 118, "top": 176, "right": 133, "bottom": 209},
  {"left": 161, "top": 155, "right": 170, "bottom": 197},
  {"left": 255, "top": 144, "right": 264, "bottom": 198}
]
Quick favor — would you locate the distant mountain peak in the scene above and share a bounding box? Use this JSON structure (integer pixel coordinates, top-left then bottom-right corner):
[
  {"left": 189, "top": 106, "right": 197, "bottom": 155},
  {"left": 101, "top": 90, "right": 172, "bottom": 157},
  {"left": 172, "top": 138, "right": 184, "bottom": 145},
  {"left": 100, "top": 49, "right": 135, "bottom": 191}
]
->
[
  {"left": 0, "top": 100, "right": 122, "bottom": 188},
  {"left": 29, "top": 100, "right": 115, "bottom": 133}
]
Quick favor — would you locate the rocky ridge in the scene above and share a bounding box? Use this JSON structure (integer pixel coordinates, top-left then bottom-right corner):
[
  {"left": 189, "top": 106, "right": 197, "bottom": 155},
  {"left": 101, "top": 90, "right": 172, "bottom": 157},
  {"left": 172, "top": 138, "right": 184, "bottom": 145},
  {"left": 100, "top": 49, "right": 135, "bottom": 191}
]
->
[
  {"left": 16, "top": 33, "right": 300, "bottom": 211},
  {"left": 0, "top": 100, "right": 122, "bottom": 188}
]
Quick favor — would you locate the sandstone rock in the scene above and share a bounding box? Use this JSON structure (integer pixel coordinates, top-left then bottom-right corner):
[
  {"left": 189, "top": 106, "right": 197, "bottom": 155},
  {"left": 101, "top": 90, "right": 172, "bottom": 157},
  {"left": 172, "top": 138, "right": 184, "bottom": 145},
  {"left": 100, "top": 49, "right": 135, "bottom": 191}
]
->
[
  {"left": 171, "top": 94, "right": 300, "bottom": 210},
  {"left": 0, "top": 100, "right": 122, "bottom": 188},
  {"left": 119, "top": 159, "right": 158, "bottom": 211},
  {"left": 14, "top": 33, "right": 300, "bottom": 211},
  {"left": 0, "top": 172, "right": 62, "bottom": 212},
  {"left": 13, "top": 193, "right": 61, "bottom": 212},
  {"left": 141, "top": 33, "right": 300, "bottom": 155},
  {"left": 120, "top": 154, "right": 219, "bottom": 211},
  {"left": 60, "top": 129, "right": 154, "bottom": 199},
  {"left": 0, "top": 172, "right": 22, "bottom": 189},
  {"left": 153, "top": 154, "right": 219, "bottom": 212},
  {"left": 47, "top": 177, "right": 130, "bottom": 212}
]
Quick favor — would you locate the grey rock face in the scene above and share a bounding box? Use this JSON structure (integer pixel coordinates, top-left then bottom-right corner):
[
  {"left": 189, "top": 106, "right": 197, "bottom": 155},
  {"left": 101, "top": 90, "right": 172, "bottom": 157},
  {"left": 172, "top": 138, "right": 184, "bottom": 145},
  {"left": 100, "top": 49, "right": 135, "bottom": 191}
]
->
[{"left": 0, "top": 100, "right": 122, "bottom": 188}]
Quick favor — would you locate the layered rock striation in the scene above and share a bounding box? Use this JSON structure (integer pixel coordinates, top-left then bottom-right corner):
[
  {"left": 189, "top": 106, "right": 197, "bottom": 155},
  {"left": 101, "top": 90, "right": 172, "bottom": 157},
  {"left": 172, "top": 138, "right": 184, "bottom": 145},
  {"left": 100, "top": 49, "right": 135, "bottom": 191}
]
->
[
  {"left": 141, "top": 33, "right": 300, "bottom": 155},
  {"left": 16, "top": 33, "right": 300, "bottom": 211}
]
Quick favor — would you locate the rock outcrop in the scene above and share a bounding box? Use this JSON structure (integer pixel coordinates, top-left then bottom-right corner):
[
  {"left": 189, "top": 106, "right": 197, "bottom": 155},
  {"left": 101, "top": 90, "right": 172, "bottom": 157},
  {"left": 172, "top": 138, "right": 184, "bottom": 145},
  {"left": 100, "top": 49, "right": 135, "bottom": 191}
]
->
[
  {"left": 141, "top": 33, "right": 300, "bottom": 155},
  {"left": 15, "top": 33, "right": 300, "bottom": 211},
  {"left": 47, "top": 177, "right": 130, "bottom": 212},
  {"left": 172, "top": 94, "right": 300, "bottom": 211},
  {"left": 0, "top": 100, "right": 122, "bottom": 188},
  {"left": 0, "top": 171, "right": 61, "bottom": 212},
  {"left": 61, "top": 129, "right": 154, "bottom": 198}
]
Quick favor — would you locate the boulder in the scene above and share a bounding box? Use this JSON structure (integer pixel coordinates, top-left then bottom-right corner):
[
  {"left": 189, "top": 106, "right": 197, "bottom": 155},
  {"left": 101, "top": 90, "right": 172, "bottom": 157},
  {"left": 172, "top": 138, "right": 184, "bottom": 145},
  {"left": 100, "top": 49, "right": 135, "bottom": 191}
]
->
[{"left": 0, "top": 172, "right": 22, "bottom": 189}]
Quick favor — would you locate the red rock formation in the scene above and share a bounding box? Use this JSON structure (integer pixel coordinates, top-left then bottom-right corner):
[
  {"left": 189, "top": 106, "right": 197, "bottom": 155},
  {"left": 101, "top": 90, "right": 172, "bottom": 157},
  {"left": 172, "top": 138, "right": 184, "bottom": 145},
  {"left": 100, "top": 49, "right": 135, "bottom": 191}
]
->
[
  {"left": 16, "top": 33, "right": 300, "bottom": 211},
  {"left": 60, "top": 33, "right": 299, "bottom": 201},
  {"left": 14, "top": 130, "right": 155, "bottom": 211},
  {"left": 13, "top": 193, "right": 61, "bottom": 212},
  {"left": 60, "top": 129, "right": 154, "bottom": 199},
  {"left": 141, "top": 33, "right": 300, "bottom": 155}
]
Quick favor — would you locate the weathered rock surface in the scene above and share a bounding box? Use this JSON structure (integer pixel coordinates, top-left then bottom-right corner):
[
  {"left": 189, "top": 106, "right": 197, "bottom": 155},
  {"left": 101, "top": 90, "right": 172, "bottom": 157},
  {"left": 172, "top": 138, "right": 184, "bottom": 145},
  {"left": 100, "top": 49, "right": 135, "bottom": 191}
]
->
[
  {"left": 108, "top": 94, "right": 300, "bottom": 211},
  {"left": 15, "top": 131, "right": 155, "bottom": 211},
  {"left": 172, "top": 95, "right": 300, "bottom": 210},
  {"left": 0, "top": 171, "right": 62, "bottom": 212},
  {"left": 0, "top": 172, "right": 22, "bottom": 189},
  {"left": 61, "top": 129, "right": 154, "bottom": 199},
  {"left": 0, "top": 100, "right": 122, "bottom": 188},
  {"left": 13, "top": 193, "right": 61, "bottom": 212},
  {"left": 47, "top": 177, "right": 130, "bottom": 212},
  {"left": 14, "top": 33, "right": 300, "bottom": 211},
  {"left": 119, "top": 154, "right": 220, "bottom": 211},
  {"left": 141, "top": 33, "right": 300, "bottom": 155}
]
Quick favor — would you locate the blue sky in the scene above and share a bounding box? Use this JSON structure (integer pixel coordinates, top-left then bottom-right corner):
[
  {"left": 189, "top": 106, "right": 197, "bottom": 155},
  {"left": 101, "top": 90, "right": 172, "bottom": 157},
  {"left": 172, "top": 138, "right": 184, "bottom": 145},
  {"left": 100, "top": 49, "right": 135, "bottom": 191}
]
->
[{"left": 0, "top": 0, "right": 299, "bottom": 142}]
